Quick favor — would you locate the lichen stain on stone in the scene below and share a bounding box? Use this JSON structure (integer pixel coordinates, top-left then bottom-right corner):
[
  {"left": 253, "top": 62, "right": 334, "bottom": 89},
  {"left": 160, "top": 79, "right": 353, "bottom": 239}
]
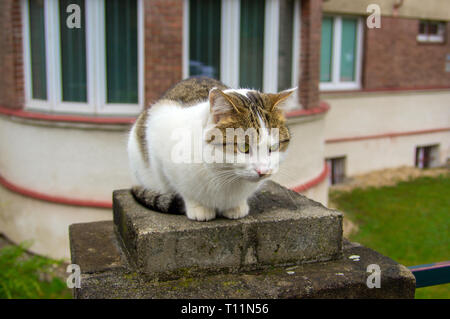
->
[
  {"left": 222, "top": 280, "right": 239, "bottom": 287},
  {"left": 123, "top": 272, "right": 138, "bottom": 280}
]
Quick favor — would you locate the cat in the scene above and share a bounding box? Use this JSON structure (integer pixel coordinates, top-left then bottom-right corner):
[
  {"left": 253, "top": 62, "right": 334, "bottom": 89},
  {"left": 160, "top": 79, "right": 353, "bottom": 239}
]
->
[{"left": 127, "top": 76, "right": 297, "bottom": 221}]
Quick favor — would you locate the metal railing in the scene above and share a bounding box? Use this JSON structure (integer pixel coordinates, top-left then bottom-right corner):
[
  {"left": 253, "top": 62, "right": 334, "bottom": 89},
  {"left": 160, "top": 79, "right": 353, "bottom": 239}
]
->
[{"left": 408, "top": 261, "right": 450, "bottom": 288}]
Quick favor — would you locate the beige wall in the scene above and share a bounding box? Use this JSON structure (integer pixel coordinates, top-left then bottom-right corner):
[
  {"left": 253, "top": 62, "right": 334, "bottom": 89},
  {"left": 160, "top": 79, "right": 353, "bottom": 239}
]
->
[
  {"left": 326, "top": 131, "right": 449, "bottom": 175},
  {"left": 323, "top": 90, "right": 450, "bottom": 138},
  {"left": 323, "top": 0, "right": 450, "bottom": 21},
  {"left": 323, "top": 90, "right": 450, "bottom": 175}
]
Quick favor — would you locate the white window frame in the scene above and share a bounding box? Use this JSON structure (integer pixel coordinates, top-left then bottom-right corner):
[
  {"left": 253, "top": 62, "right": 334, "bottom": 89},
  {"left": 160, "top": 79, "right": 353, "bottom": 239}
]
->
[
  {"left": 21, "top": 0, "right": 144, "bottom": 116},
  {"left": 319, "top": 15, "right": 364, "bottom": 91},
  {"left": 183, "top": 0, "right": 301, "bottom": 92},
  {"left": 417, "top": 21, "right": 446, "bottom": 43}
]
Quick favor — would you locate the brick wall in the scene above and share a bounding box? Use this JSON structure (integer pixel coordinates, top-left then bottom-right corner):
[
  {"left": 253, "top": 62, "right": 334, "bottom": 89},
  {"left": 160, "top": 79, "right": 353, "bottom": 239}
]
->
[
  {"left": 299, "top": 0, "right": 323, "bottom": 109},
  {"left": 0, "top": 0, "right": 24, "bottom": 110},
  {"left": 144, "top": 0, "right": 183, "bottom": 107},
  {"left": 363, "top": 17, "right": 450, "bottom": 89}
]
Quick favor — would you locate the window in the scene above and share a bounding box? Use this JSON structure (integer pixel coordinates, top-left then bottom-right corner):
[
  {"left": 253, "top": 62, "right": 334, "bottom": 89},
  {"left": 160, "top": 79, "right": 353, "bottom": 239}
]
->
[
  {"left": 320, "top": 16, "right": 363, "bottom": 91},
  {"left": 28, "top": 0, "right": 47, "bottom": 100},
  {"left": 59, "top": 0, "right": 87, "bottom": 103},
  {"left": 239, "top": 0, "right": 265, "bottom": 90},
  {"left": 415, "top": 145, "right": 440, "bottom": 169},
  {"left": 184, "top": 0, "right": 300, "bottom": 92},
  {"left": 188, "top": 0, "right": 221, "bottom": 79},
  {"left": 326, "top": 157, "right": 346, "bottom": 185},
  {"left": 417, "top": 21, "right": 446, "bottom": 43},
  {"left": 22, "top": 0, "right": 143, "bottom": 115}
]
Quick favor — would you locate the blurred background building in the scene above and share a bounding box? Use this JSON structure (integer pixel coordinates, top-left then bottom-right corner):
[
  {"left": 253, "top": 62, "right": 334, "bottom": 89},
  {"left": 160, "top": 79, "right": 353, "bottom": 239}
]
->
[{"left": 0, "top": 0, "right": 448, "bottom": 259}]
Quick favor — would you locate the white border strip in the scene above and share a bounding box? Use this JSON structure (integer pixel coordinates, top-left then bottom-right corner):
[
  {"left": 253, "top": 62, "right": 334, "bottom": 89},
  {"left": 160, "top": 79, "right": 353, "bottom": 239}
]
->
[
  {"left": 182, "top": 0, "right": 189, "bottom": 79},
  {"left": 263, "top": 0, "right": 279, "bottom": 93},
  {"left": 291, "top": 0, "right": 300, "bottom": 88},
  {"left": 221, "top": 0, "right": 240, "bottom": 88}
]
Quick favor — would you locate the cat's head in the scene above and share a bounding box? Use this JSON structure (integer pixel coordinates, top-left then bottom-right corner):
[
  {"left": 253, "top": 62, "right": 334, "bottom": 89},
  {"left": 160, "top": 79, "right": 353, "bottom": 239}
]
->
[{"left": 205, "top": 87, "right": 296, "bottom": 182}]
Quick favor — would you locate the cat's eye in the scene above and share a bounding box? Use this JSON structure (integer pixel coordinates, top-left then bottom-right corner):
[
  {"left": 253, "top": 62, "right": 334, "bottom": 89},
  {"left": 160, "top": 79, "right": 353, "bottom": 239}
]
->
[
  {"left": 237, "top": 143, "right": 250, "bottom": 153},
  {"left": 269, "top": 143, "right": 279, "bottom": 152}
]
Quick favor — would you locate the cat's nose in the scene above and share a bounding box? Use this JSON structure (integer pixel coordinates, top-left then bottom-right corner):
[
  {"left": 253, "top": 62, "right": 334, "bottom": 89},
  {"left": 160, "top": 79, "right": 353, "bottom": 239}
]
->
[{"left": 256, "top": 168, "right": 271, "bottom": 176}]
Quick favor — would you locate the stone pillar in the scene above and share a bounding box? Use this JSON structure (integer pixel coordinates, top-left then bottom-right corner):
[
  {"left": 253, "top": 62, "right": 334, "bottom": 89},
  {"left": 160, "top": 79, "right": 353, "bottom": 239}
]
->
[{"left": 69, "top": 181, "right": 415, "bottom": 298}]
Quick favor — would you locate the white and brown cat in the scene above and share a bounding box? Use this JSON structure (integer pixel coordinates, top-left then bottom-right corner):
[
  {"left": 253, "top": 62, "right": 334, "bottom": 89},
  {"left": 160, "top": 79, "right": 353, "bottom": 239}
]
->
[{"left": 128, "top": 77, "right": 297, "bottom": 221}]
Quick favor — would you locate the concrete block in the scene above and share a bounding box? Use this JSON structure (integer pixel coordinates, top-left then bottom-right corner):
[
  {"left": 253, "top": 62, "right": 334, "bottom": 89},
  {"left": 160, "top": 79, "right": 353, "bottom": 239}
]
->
[{"left": 113, "top": 181, "right": 343, "bottom": 278}]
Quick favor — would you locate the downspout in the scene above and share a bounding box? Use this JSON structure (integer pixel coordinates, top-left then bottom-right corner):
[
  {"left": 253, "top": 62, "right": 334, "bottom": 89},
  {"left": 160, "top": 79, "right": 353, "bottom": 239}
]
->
[{"left": 393, "top": 0, "right": 404, "bottom": 17}]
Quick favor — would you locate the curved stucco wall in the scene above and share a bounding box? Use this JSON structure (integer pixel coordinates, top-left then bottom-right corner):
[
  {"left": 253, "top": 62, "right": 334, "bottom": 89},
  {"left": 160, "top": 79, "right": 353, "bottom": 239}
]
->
[
  {"left": 0, "top": 118, "right": 132, "bottom": 201},
  {"left": 0, "top": 187, "right": 110, "bottom": 259},
  {"left": 0, "top": 110, "right": 328, "bottom": 259}
]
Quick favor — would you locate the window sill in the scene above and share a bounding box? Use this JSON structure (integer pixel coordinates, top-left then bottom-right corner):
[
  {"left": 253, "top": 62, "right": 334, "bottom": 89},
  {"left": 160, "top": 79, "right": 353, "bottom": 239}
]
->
[
  {"left": 416, "top": 35, "right": 444, "bottom": 44},
  {"left": 319, "top": 82, "right": 361, "bottom": 91},
  {"left": 25, "top": 101, "right": 142, "bottom": 117},
  {"left": 320, "top": 85, "right": 450, "bottom": 97},
  {"left": 0, "top": 105, "right": 136, "bottom": 126}
]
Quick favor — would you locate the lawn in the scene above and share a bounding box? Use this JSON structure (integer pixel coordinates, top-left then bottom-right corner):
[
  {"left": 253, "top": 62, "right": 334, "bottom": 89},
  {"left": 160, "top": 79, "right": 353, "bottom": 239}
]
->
[
  {"left": 0, "top": 242, "right": 72, "bottom": 299},
  {"left": 330, "top": 173, "right": 450, "bottom": 299}
]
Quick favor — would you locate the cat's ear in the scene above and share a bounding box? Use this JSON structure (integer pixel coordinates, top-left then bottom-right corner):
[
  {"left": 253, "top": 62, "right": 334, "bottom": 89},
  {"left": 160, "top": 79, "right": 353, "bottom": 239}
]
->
[
  {"left": 268, "top": 87, "right": 299, "bottom": 112},
  {"left": 209, "top": 87, "right": 241, "bottom": 123}
]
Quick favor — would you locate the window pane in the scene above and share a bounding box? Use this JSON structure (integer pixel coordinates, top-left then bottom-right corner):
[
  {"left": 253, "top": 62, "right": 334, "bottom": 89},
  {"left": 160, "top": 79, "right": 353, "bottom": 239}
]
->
[
  {"left": 189, "top": 0, "right": 221, "bottom": 79},
  {"left": 59, "top": 0, "right": 87, "bottom": 102},
  {"left": 419, "top": 21, "right": 427, "bottom": 34},
  {"left": 428, "top": 22, "right": 439, "bottom": 35},
  {"left": 105, "top": 0, "right": 138, "bottom": 104},
  {"left": 240, "top": 0, "right": 265, "bottom": 91},
  {"left": 340, "top": 18, "right": 357, "bottom": 82},
  {"left": 29, "top": 0, "right": 47, "bottom": 100},
  {"left": 320, "top": 17, "right": 333, "bottom": 82},
  {"left": 277, "top": 0, "right": 294, "bottom": 91}
]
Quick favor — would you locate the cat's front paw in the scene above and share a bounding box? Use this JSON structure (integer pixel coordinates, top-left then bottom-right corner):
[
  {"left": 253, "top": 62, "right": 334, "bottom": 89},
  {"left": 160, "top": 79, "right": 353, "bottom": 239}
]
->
[
  {"left": 185, "top": 200, "right": 216, "bottom": 221},
  {"left": 222, "top": 202, "right": 249, "bottom": 220}
]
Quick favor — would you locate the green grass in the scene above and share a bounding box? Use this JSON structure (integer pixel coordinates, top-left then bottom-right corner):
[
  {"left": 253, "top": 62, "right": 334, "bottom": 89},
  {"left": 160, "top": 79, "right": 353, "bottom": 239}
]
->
[
  {"left": 0, "top": 242, "right": 72, "bottom": 299},
  {"left": 330, "top": 174, "right": 450, "bottom": 299}
]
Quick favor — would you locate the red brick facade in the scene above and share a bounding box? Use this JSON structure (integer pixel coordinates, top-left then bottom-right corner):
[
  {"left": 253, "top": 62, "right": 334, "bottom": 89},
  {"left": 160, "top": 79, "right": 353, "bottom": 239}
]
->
[
  {"left": 299, "top": 0, "right": 322, "bottom": 109},
  {"left": 144, "top": 0, "right": 183, "bottom": 106},
  {"left": 0, "top": 0, "right": 24, "bottom": 110},
  {"left": 363, "top": 16, "right": 450, "bottom": 90}
]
